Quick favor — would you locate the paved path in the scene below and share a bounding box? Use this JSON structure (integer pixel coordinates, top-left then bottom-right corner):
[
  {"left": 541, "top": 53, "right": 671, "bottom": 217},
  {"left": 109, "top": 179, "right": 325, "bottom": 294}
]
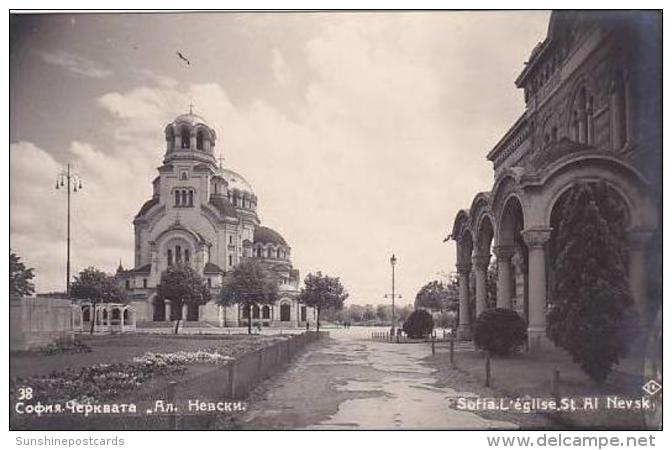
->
[{"left": 239, "top": 327, "right": 517, "bottom": 430}]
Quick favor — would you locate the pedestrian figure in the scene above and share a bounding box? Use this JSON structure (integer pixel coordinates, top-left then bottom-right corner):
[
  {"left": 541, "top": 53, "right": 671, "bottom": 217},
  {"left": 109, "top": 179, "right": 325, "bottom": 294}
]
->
[{"left": 306, "top": 321, "right": 310, "bottom": 331}]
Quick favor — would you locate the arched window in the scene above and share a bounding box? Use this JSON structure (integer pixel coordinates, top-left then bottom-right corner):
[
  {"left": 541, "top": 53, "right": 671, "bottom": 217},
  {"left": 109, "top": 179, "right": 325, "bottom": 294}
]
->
[
  {"left": 184, "top": 249, "right": 190, "bottom": 263},
  {"left": 570, "top": 85, "right": 593, "bottom": 145},
  {"left": 181, "top": 190, "right": 188, "bottom": 206},
  {"left": 252, "top": 305, "right": 260, "bottom": 319},
  {"left": 188, "top": 190, "right": 194, "bottom": 206},
  {"left": 196, "top": 130, "right": 204, "bottom": 150},
  {"left": 276, "top": 249, "right": 281, "bottom": 259},
  {"left": 175, "top": 190, "right": 181, "bottom": 206},
  {"left": 167, "top": 249, "right": 173, "bottom": 266},
  {"left": 262, "top": 305, "right": 270, "bottom": 319},
  {"left": 181, "top": 127, "right": 190, "bottom": 149},
  {"left": 176, "top": 245, "right": 182, "bottom": 263},
  {"left": 267, "top": 248, "right": 272, "bottom": 258}
]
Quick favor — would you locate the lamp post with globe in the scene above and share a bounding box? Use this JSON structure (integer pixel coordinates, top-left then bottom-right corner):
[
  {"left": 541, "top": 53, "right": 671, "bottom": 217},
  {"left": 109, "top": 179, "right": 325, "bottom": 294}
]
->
[{"left": 55, "top": 163, "right": 83, "bottom": 297}]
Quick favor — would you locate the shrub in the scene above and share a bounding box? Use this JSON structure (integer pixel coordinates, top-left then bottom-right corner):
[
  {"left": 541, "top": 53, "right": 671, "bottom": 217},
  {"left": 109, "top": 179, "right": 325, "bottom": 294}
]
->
[
  {"left": 474, "top": 308, "right": 527, "bottom": 356},
  {"left": 402, "top": 309, "right": 434, "bottom": 339}
]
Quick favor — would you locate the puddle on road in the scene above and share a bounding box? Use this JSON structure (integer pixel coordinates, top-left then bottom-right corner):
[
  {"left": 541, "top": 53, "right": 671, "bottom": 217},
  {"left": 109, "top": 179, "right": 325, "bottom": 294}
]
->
[{"left": 311, "top": 376, "right": 517, "bottom": 430}]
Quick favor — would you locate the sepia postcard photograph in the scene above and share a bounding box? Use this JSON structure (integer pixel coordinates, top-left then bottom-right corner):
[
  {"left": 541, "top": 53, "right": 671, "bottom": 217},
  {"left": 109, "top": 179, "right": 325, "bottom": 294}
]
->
[{"left": 7, "top": 6, "right": 663, "bottom": 440}]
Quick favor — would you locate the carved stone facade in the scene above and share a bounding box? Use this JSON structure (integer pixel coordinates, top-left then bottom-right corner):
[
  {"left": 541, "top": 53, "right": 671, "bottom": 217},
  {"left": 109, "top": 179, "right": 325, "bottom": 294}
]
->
[{"left": 449, "top": 11, "right": 661, "bottom": 350}]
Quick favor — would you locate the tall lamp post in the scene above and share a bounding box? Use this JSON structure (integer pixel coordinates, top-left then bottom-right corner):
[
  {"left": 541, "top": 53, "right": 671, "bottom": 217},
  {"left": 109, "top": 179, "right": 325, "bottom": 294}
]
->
[
  {"left": 384, "top": 254, "right": 402, "bottom": 338},
  {"left": 56, "top": 164, "right": 83, "bottom": 297}
]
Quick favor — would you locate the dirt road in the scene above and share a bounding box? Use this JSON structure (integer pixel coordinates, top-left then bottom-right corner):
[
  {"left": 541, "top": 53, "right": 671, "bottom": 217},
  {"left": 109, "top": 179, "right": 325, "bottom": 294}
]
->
[{"left": 237, "top": 327, "right": 518, "bottom": 430}]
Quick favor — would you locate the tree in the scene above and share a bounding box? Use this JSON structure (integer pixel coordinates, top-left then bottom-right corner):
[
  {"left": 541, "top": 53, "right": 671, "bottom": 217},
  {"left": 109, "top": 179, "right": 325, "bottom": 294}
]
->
[
  {"left": 396, "top": 304, "right": 414, "bottom": 323},
  {"left": 415, "top": 280, "right": 454, "bottom": 311},
  {"left": 363, "top": 304, "right": 376, "bottom": 321},
  {"left": 348, "top": 304, "right": 365, "bottom": 323},
  {"left": 10, "top": 251, "right": 35, "bottom": 298},
  {"left": 547, "top": 183, "right": 638, "bottom": 383},
  {"left": 217, "top": 259, "right": 278, "bottom": 334},
  {"left": 157, "top": 263, "right": 211, "bottom": 334},
  {"left": 402, "top": 309, "right": 434, "bottom": 339},
  {"left": 70, "top": 267, "right": 128, "bottom": 334},
  {"left": 298, "top": 271, "right": 348, "bottom": 332},
  {"left": 376, "top": 304, "right": 391, "bottom": 323}
]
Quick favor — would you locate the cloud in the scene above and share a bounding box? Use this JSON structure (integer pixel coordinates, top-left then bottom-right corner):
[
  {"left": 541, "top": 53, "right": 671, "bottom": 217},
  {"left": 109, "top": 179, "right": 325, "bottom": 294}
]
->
[
  {"left": 12, "top": 12, "right": 550, "bottom": 302},
  {"left": 37, "top": 50, "right": 112, "bottom": 78},
  {"left": 135, "top": 68, "right": 179, "bottom": 88},
  {"left": 270, "top": 48, "right": 291, "bottom": 86}
]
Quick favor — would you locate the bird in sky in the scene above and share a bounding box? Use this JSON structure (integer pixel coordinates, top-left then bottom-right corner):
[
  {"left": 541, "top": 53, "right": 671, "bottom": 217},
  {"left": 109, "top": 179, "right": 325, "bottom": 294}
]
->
[{"left": 176, "top": 51, "right": 191, "bottom": 66}]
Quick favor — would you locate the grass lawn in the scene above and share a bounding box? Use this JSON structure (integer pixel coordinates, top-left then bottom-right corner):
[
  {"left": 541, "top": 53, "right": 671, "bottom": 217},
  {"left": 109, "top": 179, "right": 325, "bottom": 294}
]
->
[
  {"left": 431, "top": 342, "right": 653, "bottom": 429},
  {"left": 10, "top": 333, "right": 284, "bottom": 379}
]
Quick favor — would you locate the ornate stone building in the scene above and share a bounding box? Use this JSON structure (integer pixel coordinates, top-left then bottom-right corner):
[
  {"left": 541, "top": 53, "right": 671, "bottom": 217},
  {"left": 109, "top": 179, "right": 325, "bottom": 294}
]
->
[
  {"left": 118, "top": 111, "right": 314, "bottom": 328},
  {"left": 449, "top": 11, "right": 661, "bottom": 350}
]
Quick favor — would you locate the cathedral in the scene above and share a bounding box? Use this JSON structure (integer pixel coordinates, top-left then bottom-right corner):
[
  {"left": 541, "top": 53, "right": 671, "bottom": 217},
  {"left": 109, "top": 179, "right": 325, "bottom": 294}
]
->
[{"left": 117, "top": 111, "right": 314, "bottom": 328}]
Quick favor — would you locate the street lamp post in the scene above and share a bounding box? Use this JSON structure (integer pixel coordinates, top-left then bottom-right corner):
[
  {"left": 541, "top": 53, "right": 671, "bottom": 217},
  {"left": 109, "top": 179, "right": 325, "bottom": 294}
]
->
[
  {"left": 56, "top": 163, "right": 83, "bottom": 297},
  {"left": 384, "top": 254, "right": 402, "bottom": 338}
]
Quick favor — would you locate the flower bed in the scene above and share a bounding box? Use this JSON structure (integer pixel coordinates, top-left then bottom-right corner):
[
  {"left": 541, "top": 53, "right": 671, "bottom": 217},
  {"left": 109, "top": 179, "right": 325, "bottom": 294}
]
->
[
  {"left": 132, "top": 349, "right": 233, "bottom": 366},
  {"left": 11, "top": 349, "right": 232, "bottom": 406}
]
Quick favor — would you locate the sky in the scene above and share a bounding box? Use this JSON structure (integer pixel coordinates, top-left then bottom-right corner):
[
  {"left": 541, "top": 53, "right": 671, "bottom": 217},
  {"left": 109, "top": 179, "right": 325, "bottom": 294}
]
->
[{"left": 9, "top": 11, "right": 551, "bottom": 306}]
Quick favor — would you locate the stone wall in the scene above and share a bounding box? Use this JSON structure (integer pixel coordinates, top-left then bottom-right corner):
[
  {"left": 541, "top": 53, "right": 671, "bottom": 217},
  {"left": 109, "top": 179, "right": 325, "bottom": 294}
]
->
[{"left": 10, "top": 297, "right": 74, "bottom": 351}]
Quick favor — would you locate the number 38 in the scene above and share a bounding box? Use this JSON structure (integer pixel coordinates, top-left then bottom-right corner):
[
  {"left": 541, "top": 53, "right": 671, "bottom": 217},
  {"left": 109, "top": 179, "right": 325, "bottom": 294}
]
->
[{"left": 17, "top": 387, "right": 33, "bottom": 400}]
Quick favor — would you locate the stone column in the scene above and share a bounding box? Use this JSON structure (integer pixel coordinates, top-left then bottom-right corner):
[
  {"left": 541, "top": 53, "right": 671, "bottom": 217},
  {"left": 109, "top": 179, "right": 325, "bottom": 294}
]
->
[
  {"left": 182, "top": 303, "right": 188, "bottom": 321},
  {"left": 522, "top": 228, "right": 553, "bottom": 352},
  {"left": 456, "top": 262, "right": 472, "bottom": 340},
  {"left": 164, "top": 300, "right": 172, "bottom": 322},
  {"left": 627, "top": 230, "right": 653, "bottom": 326},
  {"left": 472, "top": 253, "right": 491, "bottom": 319},
  {"left": 494, "top": 246, "right": 515, "bottom": 309}
]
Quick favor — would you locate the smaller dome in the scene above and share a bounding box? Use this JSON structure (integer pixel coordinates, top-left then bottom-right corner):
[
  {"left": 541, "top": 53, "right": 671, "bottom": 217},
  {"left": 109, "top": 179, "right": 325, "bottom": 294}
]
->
[
  {"left": 220, "top": 168, "right": 254, "bottom": 196},
  {"left": 173, "top": 112, "right": 210, "bottom": 128},
  {"left": 254, "top": 226, "right": 288, "bottom": 247}
]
